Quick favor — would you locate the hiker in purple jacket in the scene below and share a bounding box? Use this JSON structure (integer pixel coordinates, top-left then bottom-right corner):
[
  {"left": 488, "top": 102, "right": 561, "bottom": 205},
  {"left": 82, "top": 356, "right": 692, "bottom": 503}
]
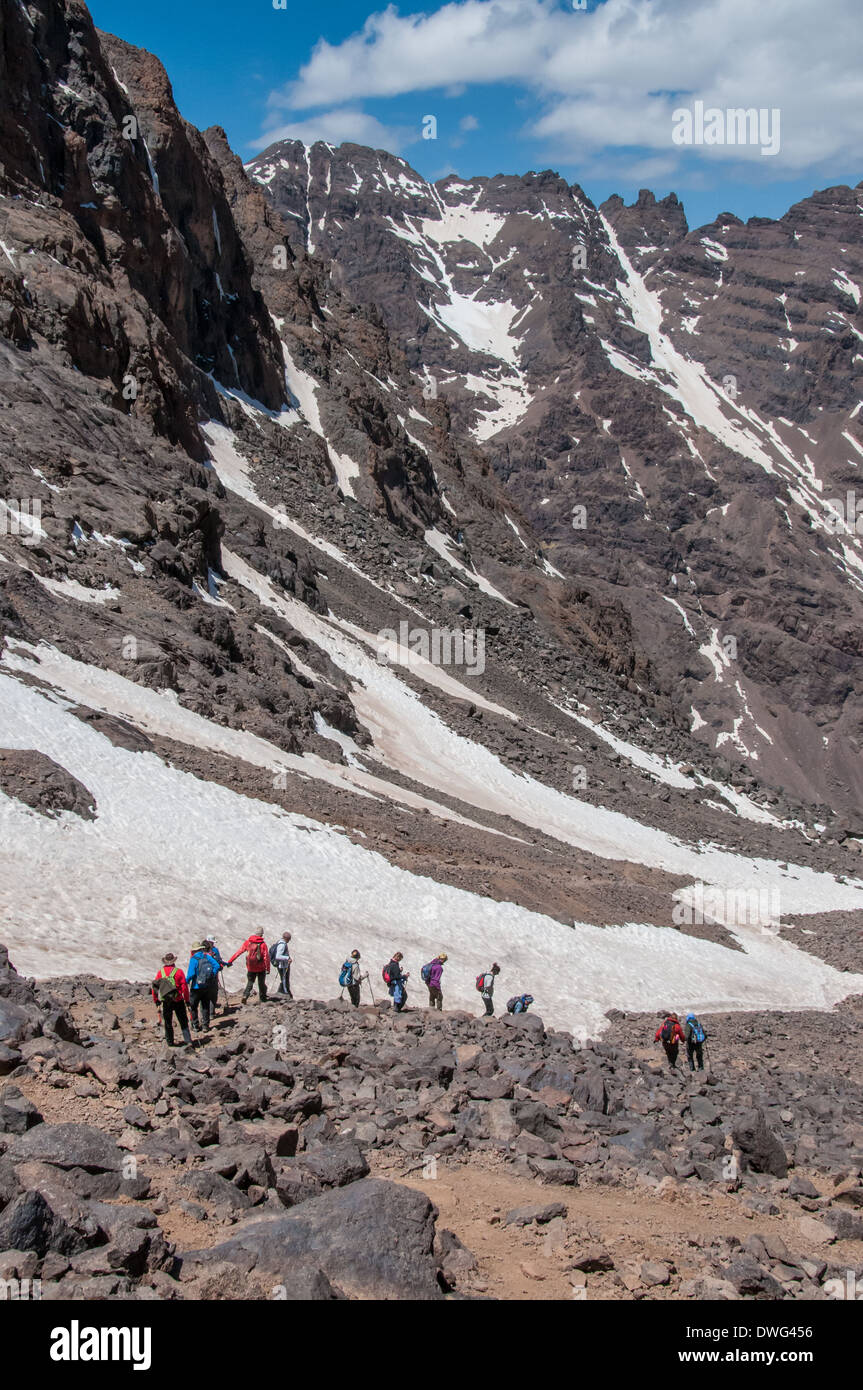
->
[{"left": 426, "top": 953, "right": 447, "bottom": 1010}]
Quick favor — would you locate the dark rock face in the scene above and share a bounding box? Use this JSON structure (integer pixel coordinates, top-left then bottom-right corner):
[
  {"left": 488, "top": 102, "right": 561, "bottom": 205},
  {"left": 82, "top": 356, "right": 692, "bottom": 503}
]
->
[
  {"left": 0, "top": 1188, "right": 92, "bottom": 1257},
  {"left": 0, "top": 748, "right": 95, "bottom": 819},
  {"left": 732, "top": 1108, "right": 789, "bottom": 1178},
  {"left": 0, "top": 0, "right": 284, "bottom": 454},
  {"left": 248, "top": 138, "right": 863, "bottom": 817},
  {"left": 183, "top": 1178, "right": 443, "bottom": 1301}
]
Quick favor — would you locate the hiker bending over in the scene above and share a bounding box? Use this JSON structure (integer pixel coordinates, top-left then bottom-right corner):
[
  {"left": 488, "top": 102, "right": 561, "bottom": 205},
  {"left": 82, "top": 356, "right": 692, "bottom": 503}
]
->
[
  {"left": 655, "top": 1013, "right": 685, "bottom": 1069},
  {"left": 422, "top": 953, "right": 447, "bottom": 1010},
  {"left": 186, "top": 941, "right": 220, "bottom": 1032},
  {"left": 506, "top": 993, "right": 534, "bottom": 1015},
  {"left": 152, "top": 953, "right": 192, "bottom": 1048},
  {"left": 383, "top": 952, "right": 409, "bottom": 1012},
  {"left": 478, "top": 963, "right": 500, "bottom": 1016},
  {"left": 340, "top": 950, "right": 367, "bottom": 1007},
  {"left": 684, "top": 1012, "right": 707, "bottom": 1072},
  {"left": 227, "top": 934, "right": 270, "bottom": 1003},
  {"left": 271, "top": 932, "right": 293, "bottom": 998}
]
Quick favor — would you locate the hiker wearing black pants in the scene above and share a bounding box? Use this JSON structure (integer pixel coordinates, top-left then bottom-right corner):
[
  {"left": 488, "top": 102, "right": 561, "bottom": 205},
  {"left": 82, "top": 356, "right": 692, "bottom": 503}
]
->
[
  {"left": 226, "top": 935, "right": 271, "bottom": 1002},
  {"left": 346, "top": 950, "right": 366, "bottom": 1006},
  {"left": 186, "top": 941, "right": 220, "bottom": 1032},
  {"left": 654, "top": 1013, "right": 685, "bottom": 1069},
  {"left": 151, "top": 954, "right": 192, "bottom": 1047},
  {"left": 684, "top": 1013, "right": 706, "bottom": 1072},
  {"left": 384, "top": 952, "right": 409, "bottom": 1012},
  {"left": 480, "top": 963, "right": 500, "bottom": 1016},
  {"left": 273, "top": 932, "right": 293, "bottom": 998}
]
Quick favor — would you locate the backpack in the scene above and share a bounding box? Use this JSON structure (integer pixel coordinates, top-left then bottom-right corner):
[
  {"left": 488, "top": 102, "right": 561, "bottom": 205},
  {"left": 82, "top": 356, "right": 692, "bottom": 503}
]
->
[
  {"left": 689, "top": 1017, "right": 706, "bottom": 1044},
  {"left": 154, "top": 968, "right": 179, "bottom": 1002},
  {"left": 475, "top": 972, "right": 487, "bottom": 992},
  {"left": 506, "top": 994, "right": 532, "bottom": 1014},
  {"left": 339, "top": 960, "right": 353, "bottom": 988},
  {"left": 660, "top": 1017, "right": 676, "bottom": 1043},
  {"left": 247, "top": 939, "right": 266, "bottom": 969},
  {"left": 382, "top": 966, "right": 393, "bottom": 985},
  {"left": 269, "top": 941, "right": 281, "bottom": 965},
  {"left": 421, "top": 962, "right": 433, "bottom": 985},
  {"left": 196, "top": 954, "right": 215, "bottom": 989}
]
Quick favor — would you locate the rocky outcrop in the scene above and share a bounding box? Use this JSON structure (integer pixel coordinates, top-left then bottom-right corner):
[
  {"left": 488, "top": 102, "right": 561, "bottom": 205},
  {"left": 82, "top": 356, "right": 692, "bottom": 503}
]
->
[
  {"left": 1, "top": 946, "right": 863, "bottom": 1300},
  {"left": 247, "top": 138, "right": 863, "bottom": 817}
]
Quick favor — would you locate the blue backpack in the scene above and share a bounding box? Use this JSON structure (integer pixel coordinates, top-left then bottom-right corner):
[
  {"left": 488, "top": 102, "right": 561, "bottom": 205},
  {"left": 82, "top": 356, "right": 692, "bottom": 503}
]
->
[
  {"left": 339, "top": 960, "right": 353, "bottom": 988},
  {"left": 420, "top": 962, "right": 433, "bottom": 984},
  {"left": 689, "top": 1016, "right": 706, "bottom": 1044}
]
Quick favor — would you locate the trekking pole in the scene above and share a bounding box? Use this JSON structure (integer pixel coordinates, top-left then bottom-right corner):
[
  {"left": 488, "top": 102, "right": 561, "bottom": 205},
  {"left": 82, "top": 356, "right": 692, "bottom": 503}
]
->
[
  {"left": 366, "top": 973, "right": 376, "bottom": 1006},
  {"left": 219, "top": 969, "right": 231, "bottom": 1013}
]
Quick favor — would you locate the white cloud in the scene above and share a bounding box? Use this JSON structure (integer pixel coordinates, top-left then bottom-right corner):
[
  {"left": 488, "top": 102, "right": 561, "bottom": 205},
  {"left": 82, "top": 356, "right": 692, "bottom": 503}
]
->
[
  {"left": 256, "top": 107, "right": 415, "bottom": 153},
  {"left": 460, "top": 113, "right": 480, "bottom": 131},
  {"left": 273, "top": 0, "right": 863, "bottom": 176}
]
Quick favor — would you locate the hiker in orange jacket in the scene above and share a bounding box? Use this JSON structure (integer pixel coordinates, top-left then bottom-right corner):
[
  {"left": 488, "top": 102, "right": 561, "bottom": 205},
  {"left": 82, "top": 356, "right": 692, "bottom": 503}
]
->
[
  {"left": 655, "top": 1012, "right": 685, "bottom": 1070},
  {"left": 226, "top": 934, "right": 271, "bottom": 1003}
]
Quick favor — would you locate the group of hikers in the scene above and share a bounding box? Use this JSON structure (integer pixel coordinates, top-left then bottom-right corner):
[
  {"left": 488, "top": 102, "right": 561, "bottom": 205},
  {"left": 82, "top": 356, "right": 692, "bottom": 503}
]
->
[
  {"left": 151, "top": 937, "right": 708, "bottom": 1068},
  {"left": 654, "top": 1011, "right": 708, "bottom": 1073},
  {"left": 150, "top": 932, "right": 293, "bottom": 1045},
  {"left": 357, "top": 952, "right": 533, "bottom": 1017},
  {"left": 150, "top": 934, "right": 534, "bottom": 1046}
]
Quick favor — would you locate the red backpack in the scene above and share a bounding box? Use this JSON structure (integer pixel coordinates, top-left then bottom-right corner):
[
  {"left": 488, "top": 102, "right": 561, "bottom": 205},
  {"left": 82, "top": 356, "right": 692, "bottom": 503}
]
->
[
  {"left": 382, "top": 965, "right": 392, "bottom": 985},
  {"left": 248, "top": 939, "right": 266, "bottom": 969},
  {"left": 475, "top": 972, "right": 486, "bottom": 992}
]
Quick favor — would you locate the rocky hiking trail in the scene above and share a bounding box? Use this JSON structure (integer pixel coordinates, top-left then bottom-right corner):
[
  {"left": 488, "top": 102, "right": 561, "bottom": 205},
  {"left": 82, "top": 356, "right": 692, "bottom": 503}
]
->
[{"left": 1, "top": 943, "right": 862, "bottom": 1301}]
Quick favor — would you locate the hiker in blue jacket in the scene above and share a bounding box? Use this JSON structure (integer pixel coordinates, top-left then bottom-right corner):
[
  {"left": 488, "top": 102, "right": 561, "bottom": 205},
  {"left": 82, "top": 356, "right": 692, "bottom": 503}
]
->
[
  {"left": 187, "top": 941, "right": 221, "bottom": 1033},
  {"left": 384, "top": 952, "right": 409, "bottom": 1012},
  {"left": 201, "top": 938, "right": 224, "bottom": 1014},
  {"left": 684, "top": 1013, "right": 707, "bottom": 1072}
]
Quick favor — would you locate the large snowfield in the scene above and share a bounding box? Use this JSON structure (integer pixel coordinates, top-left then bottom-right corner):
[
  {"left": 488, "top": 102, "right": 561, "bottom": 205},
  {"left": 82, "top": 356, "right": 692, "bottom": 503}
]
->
[{"left": 2, "top": 635, "right": 862, "bottom": 1038}]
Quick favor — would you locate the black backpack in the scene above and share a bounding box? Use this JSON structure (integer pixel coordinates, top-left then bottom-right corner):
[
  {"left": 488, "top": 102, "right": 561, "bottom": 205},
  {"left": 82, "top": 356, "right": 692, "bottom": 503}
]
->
[
  {"left": 196, "top": 954, "right": 215, "bottom": 988},
  {"left": 270, "top": 941, "right": 281, "bottom": 964}
]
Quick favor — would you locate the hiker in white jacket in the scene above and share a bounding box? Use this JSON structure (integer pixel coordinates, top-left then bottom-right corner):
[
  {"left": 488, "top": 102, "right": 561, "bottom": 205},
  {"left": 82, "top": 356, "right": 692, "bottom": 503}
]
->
[
  {"left": 481, "top": 962, "right": 500, "bottom": 1016},
  {"left": 273, "top": 932, "right": 293, "bottom": 998},
  {"left": 347, "top": 950, "right": 367, "bottom": 1007}
]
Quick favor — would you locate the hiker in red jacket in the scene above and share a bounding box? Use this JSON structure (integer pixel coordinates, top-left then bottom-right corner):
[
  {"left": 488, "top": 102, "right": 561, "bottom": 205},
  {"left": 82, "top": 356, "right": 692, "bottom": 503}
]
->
[
  {"left": 655, "top": 1012, "right": 685, "bottom": 1069},
  {"left": 227, "top": 934, "right": 271, "bottom": 1003},
  {"left": 151, "top": 953, "right": 192, "bottom": 1047}
]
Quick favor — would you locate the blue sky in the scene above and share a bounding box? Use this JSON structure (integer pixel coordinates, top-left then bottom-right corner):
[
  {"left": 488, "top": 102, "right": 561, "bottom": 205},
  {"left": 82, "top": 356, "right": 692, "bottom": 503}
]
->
[{"left": 88, "top": 0, "right": 861, "bottom": 233}]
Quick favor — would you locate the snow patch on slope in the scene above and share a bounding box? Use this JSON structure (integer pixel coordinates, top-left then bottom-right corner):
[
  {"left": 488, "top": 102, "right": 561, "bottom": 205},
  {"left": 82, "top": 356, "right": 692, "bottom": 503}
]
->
[{"left": 1, "top": 670, "right": 860, "bottom": 1036}]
